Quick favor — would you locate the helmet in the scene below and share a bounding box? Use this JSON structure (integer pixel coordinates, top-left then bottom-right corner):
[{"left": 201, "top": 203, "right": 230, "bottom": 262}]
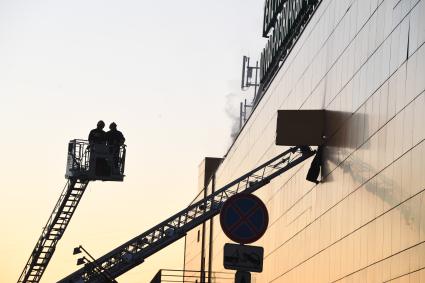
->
[{"left": 109, "top": 122, "right": 117, "bottom": 129}]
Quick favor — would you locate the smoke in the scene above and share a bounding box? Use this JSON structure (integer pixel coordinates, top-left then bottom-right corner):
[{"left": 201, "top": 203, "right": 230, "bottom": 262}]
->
[{"left": 225, "top": 93, "right": 242, "bottom": 141}]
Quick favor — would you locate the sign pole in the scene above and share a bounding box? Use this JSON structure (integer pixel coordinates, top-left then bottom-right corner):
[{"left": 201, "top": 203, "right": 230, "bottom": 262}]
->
[
  {"left": 220, "top": 193, "right": 269, "bottom": 283},
  {"left": 235, "top": 270, "right": 251, "bottom": 283}
]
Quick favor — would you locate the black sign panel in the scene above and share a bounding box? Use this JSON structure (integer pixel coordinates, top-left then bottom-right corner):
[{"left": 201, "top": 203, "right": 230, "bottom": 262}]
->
[{"left": 224, "top": 243, "right": 264, "bottom": 272}]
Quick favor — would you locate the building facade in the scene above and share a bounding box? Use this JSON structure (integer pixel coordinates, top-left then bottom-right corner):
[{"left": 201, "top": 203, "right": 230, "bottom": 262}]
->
[{"left": 185, "top": 0, "right": 425, "bottom": 282}]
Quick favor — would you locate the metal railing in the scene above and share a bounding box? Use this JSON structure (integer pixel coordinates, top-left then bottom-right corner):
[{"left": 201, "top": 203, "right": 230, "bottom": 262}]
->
[
  {"left": 151, "top": 269, "right": 234, "bottom": 283},
  {"left": 66, "top": 140, "right": 126, "bottom": 180}
]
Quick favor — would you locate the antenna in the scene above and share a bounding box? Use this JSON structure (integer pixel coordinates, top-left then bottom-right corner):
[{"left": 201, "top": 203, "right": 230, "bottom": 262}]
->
[
  {"left": 241, "top": 56, "right": 248, "bottom": 90},
  {"left": 239, "top": 99, "right": 254, "bottom": 130},
  {"left": 238, "top": 56, "right": 258, "bottom": 130},
  {"left": 241, "top": 56, "right": 259, "bottom": 92},
  {"left": 238, "top": 56, "right": 258, "bottom": 129}
]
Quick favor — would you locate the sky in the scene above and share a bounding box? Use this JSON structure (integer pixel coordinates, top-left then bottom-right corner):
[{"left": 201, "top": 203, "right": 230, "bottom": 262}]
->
[{"left": 0, "top": 1, "right": 265, "bottom": 282}]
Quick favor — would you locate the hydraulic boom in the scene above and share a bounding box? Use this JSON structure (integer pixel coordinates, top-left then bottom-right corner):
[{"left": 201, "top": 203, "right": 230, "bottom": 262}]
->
[{"left": 59, "top": 146, "right": 315, "bottom": 283}]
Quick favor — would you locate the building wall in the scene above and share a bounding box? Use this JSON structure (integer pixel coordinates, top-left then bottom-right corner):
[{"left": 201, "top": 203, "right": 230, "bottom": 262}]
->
[
  {"left": 184, "top": 158, "right": 222, "bottom": 282},
  {"left": 184, "top": 221, "right": 203, "bottom": 281},
  {"left": 184, "top": 161, "right": 208, "bottom": 283},
  {"left": 205, "top": 0, "right": 425, "bottom": 282}
]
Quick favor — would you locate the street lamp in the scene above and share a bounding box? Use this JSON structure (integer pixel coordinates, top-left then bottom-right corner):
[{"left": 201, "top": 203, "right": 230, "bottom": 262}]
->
[
  {"left": 76, "top": 257, "right": 86, "bottom": 266},
  {"left": 73, "top": 245, "right": 118, "bottom": 283},
  {"left": 73, "top": 247, "right": 83, "bottom": 255}
]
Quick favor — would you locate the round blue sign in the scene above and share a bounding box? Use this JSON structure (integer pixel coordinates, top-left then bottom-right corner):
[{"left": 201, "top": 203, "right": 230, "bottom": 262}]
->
[{"left": 220, "top": 193, "right": 269, "bottom": 244}]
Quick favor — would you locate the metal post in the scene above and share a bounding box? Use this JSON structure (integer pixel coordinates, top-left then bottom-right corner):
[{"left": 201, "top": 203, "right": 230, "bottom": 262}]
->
[
  {"left": 239, "top": 102, "right": 243, "bottom": 129},
  {"left": 244, "top": 99, "right": 248, "bottom": 123},
  {"left": 207, "top": 174, "right": 216, "bottom": 283},
  {"left": 183, "top": 236, "right": 187, "bottom": 283},
  {"left": 200, "top": 183, "right": 208, "bottom": 283},
  {"left": 254, "top": 61, "right": 259, "bottom": 97},
  {"left": 235, "top": 271, "right": 251, "bottom": 283}
]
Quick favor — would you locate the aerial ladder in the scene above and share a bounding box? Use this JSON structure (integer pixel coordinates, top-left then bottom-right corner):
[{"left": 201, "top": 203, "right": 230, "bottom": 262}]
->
[
  {"left": 18, "top": 140, "right": 126, "bottom": 283},
  {"left": 59, "top": 145, "right": 316, "bottom": 283}
]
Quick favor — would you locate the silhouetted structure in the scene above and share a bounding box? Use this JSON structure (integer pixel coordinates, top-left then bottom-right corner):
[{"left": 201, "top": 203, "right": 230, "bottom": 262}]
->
[
  {"left": 18, "top": 138, "right": 126, "bottom": 283},
  {"left": 306, "top": 145, "right": 323, "bottom": 184},
  {"left": 59, "top": 146, "right": 315, "bottom": 282}
]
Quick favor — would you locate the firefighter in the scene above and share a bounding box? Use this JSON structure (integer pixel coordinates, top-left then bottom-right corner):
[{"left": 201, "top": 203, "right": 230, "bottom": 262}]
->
[
  {"left": 88, "top": 120, "right": 106, "bottom": 144},
  {"left": 106, "top": 122, "right": 125, "bottom": 146},
  {"left": 106, "top": 122, "right": 125, "bottom": 171}
]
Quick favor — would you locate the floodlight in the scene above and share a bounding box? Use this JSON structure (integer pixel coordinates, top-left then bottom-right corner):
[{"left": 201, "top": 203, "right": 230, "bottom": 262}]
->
[
  {"left": 73, "top": 246, "right": 82, "bottom": 255},
  {"left": 77, "top": 257, "right": 86, "bottom": 266}
]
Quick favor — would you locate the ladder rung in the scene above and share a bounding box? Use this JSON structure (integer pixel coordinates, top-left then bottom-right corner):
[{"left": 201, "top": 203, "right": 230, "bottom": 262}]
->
[
  {"left": 58, "top": 216, "right": 70, "bottom": 220},
  {"left": 51, "top": 227, "right": 64, "bottom": 231}
]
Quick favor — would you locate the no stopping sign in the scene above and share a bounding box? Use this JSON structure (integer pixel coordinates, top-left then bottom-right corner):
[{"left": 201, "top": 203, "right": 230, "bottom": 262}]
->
[{"left": 219, "top": 193, "right": 269, "bottom": 244}]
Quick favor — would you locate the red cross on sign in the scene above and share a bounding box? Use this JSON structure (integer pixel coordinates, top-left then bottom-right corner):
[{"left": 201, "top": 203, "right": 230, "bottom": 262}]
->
[{"left": 220, "top": 193, "right": 269, "bottom": 244}]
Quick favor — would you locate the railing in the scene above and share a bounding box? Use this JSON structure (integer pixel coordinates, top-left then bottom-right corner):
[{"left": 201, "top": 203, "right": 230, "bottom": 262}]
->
[
  {"left": 67, "top": 139, "right": 90, "bottom": 173},
  {"left": 151, "top": 269, "right": 234, "bottom": 283},
  {"left": 66, "top": 140, "right": 126, "bottom": 180}
]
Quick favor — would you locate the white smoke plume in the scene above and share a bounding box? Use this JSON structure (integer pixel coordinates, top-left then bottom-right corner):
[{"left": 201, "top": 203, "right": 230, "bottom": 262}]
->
[{"left": 225, "top": 92, "right": 242, "bottom": 141}]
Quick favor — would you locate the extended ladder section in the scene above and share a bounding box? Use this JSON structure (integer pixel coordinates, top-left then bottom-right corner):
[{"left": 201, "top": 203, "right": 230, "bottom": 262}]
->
[
  {"left": 59, "top": 146, "right": 316, "bottom": 283},
  {"left": 18, "top": 179, "right": 89, "bottom": 283},
  {"left": 18, "top": 140, "right": 126, "bottom": 283}
]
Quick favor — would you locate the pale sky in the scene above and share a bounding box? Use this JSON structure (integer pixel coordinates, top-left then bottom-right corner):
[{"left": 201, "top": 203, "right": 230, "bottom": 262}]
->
[{"left": 0, "top": 1, "right": 264, "bottom": 282}]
